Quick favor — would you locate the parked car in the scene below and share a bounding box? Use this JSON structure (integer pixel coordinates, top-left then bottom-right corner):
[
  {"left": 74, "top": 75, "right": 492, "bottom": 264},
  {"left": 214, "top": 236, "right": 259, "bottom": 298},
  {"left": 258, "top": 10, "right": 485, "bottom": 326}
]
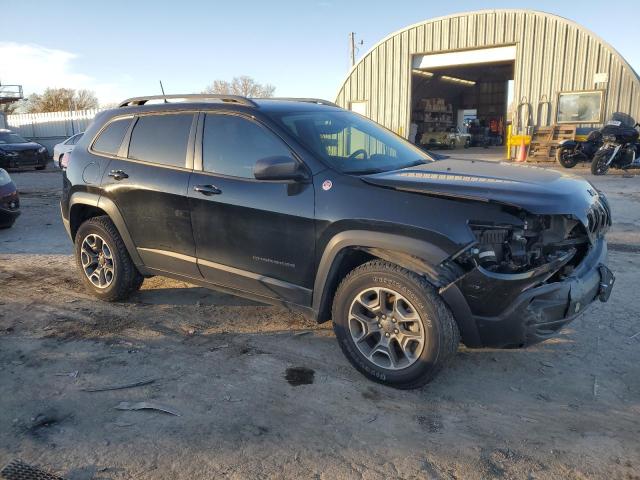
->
[
  {"left": 0, "top": 168, "right": 20, "bottom": 228},
  {"left": 422, "top": 127, "right": 471, "bottom": 149},
  {"left": 0, "top": 129, "right": 48, "bottom": 170},
  {"left": 53, "top": 132, "right": 84, "bottom": 168},
  {"left": 61, "top": 94, "right": 615, "bottom": 389}
]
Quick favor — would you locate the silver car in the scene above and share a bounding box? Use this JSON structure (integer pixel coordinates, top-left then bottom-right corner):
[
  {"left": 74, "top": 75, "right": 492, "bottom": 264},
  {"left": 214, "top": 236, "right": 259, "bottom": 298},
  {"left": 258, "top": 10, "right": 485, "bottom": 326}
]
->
[{"left": 53, "top": 132, "right": 83, "bottom": 168}]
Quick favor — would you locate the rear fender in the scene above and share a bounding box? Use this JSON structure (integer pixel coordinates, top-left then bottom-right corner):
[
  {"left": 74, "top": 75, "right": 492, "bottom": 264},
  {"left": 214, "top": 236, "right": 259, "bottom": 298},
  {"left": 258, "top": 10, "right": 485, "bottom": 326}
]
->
[{"left": 69, "top": 191, "right": 143, "bottom": 267}]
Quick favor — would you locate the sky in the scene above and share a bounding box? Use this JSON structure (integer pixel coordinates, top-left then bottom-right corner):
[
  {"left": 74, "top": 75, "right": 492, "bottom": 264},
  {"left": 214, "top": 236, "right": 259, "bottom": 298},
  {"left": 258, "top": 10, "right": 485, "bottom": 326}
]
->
[{"left": 1, "top": 0, "right": 639, "bottom": 106}]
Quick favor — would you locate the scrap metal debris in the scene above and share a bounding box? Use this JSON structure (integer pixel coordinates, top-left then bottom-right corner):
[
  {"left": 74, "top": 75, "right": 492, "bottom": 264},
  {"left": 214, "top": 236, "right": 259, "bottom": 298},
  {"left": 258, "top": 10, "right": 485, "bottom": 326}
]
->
[
  {"left": 114, "top": 401, "right": 181, "bottom": 416},
  {"left": 82, "top": 378, "right": 155, "bottom": 392},
  {"left": 1, "top": 459, "right": 65, "bottom": 480}
]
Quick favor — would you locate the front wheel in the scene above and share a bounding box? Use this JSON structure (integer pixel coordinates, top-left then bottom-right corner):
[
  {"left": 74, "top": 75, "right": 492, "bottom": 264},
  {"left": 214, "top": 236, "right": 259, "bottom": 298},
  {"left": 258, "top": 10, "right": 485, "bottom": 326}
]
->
[
  {"left": 591, "top": 149, "right": 612, "bottom": 175},
  {"left": 332, "top": 260, "right": 460, "bottom": 389},
  {"left": 556, "top": 146, "right": 579, "bottom": 168}
]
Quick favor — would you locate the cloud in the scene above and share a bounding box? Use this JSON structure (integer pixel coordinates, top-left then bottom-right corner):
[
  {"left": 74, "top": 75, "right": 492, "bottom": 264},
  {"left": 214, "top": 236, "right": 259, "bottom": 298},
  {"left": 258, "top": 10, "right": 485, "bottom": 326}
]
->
[{"left": 0, "top": 42, "right": 125, "bottom": 105}]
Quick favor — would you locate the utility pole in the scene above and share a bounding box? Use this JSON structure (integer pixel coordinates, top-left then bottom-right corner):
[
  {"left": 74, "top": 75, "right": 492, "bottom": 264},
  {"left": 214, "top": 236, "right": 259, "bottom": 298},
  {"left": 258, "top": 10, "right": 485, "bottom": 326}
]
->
[
  {"left": 349, "top": 32, "right": 356, "bottom": 67},
  {"left": 349, "top": 33, "right": 363, "bottom": 67}
]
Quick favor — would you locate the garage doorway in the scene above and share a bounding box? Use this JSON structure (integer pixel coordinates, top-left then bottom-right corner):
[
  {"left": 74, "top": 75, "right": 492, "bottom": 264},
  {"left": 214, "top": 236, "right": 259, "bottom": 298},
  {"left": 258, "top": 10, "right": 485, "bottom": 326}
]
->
[{"left": 410, "top": 46, "right": 515, "bottom": 150}]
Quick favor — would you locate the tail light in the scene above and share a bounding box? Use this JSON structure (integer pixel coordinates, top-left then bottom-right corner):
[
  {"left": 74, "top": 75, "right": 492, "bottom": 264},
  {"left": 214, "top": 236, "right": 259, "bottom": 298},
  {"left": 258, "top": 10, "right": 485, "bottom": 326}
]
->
[{"left": 60, "top": 152, "right": 70, "bottom": 169}]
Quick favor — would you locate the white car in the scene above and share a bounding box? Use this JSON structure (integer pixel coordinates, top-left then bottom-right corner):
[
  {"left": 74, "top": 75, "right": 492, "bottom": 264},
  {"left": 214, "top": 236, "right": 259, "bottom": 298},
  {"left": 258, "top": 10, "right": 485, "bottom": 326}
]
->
[{"left": 53, "top": 132, "right": 83, "bottom": 168}]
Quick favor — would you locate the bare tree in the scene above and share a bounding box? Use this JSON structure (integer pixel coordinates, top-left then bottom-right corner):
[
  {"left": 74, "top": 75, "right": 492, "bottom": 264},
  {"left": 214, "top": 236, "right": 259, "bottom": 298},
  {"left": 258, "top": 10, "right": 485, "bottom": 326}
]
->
[
  {"left": 203, "top": 76, "right": 275, "bottom": 98},
  {"left": 25, "top": 88, "right": 99, "bottom": 113}
]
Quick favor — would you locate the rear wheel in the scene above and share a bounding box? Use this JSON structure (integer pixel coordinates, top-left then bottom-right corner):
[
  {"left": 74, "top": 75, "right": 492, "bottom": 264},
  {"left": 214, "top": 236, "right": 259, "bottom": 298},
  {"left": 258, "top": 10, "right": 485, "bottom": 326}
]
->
[
  {"left": 332, "top": 260, "right": 459, "bottom": 389},
  {"left": 74, "top": 216, "right": 143, "bottom": 301},
  {"left": 556, "top": 146, "right": 579, "bottom": 168},
  {"left": 35, "top": 165, "right": 46, "bottom": 170},
  {"left": 591, "top": 149, "right": 612, "bottom": 175}
]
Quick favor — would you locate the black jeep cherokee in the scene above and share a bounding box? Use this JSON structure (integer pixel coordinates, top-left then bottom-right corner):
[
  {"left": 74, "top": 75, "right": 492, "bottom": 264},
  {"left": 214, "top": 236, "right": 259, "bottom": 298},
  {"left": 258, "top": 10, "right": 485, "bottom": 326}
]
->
[{"left": 61, "top": 94, "right": 614, "bottom": 389}]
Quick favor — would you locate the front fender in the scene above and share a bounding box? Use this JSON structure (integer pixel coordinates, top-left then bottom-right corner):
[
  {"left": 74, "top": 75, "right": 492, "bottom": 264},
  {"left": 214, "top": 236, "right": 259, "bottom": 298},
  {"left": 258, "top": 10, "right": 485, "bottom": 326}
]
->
[
  {"left": 558, "top": 140, "right": 578, "bottom": 148},
  {"left": 312, "top": 230, "right": 482, "bottom": 347}
]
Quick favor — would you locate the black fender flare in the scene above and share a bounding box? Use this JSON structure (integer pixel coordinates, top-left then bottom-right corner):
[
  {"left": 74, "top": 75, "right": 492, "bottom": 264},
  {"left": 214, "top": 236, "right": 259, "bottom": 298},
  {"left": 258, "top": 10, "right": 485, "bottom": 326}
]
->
[
  {"left": 312, "top": 230, "right": 481, "bottom": 347},
  {"left": 68, "top": 192, "right": 143, "bottom": 267}
]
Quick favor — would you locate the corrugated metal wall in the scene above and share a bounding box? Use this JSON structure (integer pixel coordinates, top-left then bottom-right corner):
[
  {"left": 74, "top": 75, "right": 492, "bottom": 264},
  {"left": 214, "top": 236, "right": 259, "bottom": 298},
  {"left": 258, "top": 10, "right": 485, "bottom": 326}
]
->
[{"left": 336, "top": 10, "right": 640, "bottom": 137}]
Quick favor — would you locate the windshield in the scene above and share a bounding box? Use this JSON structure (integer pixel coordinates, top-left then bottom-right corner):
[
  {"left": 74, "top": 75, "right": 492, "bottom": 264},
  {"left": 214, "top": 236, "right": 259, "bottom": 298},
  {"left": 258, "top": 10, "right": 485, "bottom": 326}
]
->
[
  {"left": 268, "top": 110, "right": 433, "bottom": 174},
  {"left": 0, "top": 132, "right": 29, "bottom": 144}
]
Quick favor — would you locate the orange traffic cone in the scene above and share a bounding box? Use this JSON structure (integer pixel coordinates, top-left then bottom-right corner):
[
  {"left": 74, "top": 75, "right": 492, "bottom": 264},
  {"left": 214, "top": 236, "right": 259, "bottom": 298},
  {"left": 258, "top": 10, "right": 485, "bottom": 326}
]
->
[{"left": 516, "top": 136, "right": 527, "bottom": 162}]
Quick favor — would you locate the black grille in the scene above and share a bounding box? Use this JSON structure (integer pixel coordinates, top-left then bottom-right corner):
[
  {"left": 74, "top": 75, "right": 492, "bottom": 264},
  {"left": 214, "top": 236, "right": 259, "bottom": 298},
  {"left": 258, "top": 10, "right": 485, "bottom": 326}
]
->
[
  {"left": 17, "top": 150, "right": 39, "bottom": 163},
  {"left": 0, "top": 460, "right": 64, "bottom": 480},
  {"left": 587, "top": 199, "right": 611, "bottom": 237}
]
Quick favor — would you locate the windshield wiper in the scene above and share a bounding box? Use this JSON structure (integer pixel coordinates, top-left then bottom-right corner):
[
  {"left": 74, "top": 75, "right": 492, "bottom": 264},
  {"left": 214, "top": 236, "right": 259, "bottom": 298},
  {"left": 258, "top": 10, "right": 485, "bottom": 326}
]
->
[{"left": 344, "top": 168, "right": 387, "bottom": 175}]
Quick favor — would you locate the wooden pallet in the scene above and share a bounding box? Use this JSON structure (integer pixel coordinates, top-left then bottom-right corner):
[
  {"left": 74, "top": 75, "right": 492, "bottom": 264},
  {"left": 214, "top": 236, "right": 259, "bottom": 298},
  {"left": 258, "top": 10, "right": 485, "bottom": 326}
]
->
[{"left": 527, "top": 125, "right": 576, "bottom": 162}]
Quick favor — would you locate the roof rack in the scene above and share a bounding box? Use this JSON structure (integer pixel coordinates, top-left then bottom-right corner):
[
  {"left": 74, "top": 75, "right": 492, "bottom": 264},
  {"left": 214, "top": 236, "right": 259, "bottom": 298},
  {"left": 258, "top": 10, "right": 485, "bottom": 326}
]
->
[
  {"left": 266, "top": 97, "right": 339, "bottom": 107},
  {"left": 118, "top": 94, "right": 258, "bottom": 108}
]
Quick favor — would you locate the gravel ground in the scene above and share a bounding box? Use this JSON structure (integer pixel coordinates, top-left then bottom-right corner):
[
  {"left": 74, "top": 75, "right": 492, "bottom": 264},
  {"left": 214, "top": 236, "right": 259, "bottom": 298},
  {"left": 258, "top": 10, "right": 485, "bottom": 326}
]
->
[{"left": 1, "top": 153, "right": 639, "bottom": 479}]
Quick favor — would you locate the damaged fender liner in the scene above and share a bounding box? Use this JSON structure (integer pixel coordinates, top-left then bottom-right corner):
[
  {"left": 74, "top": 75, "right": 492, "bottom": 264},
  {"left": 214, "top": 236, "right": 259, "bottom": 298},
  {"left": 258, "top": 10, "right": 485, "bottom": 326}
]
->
[{"left": 442, "top": 239, "right": 613, "bottom": 348}]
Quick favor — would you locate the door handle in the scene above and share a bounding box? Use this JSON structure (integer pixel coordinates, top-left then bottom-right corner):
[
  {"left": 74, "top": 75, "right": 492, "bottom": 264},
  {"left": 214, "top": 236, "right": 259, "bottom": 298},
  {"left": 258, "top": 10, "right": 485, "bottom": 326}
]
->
[
  {"left": 108, "top": 169, "right": 129, "bottom": 180},
  {"left": 193, "top": 184, "right": 222, "bottom": 196}
]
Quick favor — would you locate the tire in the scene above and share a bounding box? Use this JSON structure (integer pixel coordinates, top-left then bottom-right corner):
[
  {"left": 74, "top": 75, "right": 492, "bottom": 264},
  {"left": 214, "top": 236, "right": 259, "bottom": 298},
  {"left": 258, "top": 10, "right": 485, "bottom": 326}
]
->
[
  {"left": 332, "top": 260, "right": 460, "bottom": 389},
  {"left": 591, "top": 149, "right": 612, "bottom": 175},
  {"left": 556, "top": 146, "right": 579, "bottom": 168},
  {"left": 35, "top": 165, "right": 46, "bottom": 171},
  {"left": 74, "top": 215, "right": 143, "bottom": 301},
  {"left": 449, "top": 140, "right": 456, "bottom": 150},
  {"left": 464, "top": 138, "right": 470, "bottom": 149}
]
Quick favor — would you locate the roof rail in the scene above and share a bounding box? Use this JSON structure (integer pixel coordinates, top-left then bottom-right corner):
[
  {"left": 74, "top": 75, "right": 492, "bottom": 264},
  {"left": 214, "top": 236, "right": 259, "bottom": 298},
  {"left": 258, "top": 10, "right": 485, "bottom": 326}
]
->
[
  {"left": 266, "top": 97, "right": 339, "bottom": 108},
  {"left": 118, "top": 94, "right": 258, "bottom": 108}
]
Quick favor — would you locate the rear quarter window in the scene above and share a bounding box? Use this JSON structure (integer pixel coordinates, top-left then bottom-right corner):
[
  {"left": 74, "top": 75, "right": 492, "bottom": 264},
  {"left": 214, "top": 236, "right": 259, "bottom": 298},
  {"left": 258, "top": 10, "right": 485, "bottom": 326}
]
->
[{"left": 92, "top": 118, "right": 132, "bottom": 155}]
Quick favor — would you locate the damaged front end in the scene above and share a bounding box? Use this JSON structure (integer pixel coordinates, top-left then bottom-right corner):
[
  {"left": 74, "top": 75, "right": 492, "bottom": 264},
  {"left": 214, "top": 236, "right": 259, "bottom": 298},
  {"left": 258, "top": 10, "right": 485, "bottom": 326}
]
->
[{"left": 442, "top": 197, "right": 614, "bottom": 348}]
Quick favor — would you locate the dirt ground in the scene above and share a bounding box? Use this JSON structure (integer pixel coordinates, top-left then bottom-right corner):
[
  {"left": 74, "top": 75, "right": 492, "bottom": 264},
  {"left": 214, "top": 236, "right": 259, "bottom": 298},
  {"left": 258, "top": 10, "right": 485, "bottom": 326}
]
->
[{"left": 1, "top": 151, "right": 639, "bottom": 479}]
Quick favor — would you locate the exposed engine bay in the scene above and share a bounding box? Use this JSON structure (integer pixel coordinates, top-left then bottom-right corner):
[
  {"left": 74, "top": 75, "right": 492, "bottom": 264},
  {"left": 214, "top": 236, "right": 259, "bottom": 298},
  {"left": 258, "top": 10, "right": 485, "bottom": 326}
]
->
[{"left": 457, "top": 214, "right": 590, "bottom": 277}]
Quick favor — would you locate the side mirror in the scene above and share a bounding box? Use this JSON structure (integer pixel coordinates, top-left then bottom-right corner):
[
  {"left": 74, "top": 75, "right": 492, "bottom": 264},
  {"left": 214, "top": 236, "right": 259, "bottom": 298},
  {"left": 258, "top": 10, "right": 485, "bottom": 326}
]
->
[{"left": 253, "top": 155, "right": 309, "bottom": 182}]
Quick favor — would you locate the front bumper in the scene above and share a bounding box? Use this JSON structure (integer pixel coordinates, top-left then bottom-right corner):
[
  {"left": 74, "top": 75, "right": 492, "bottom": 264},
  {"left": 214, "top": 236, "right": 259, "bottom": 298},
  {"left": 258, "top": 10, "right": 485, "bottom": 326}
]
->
[
  {"left": 0, "top": 152, "right": 48, "bottom": 168},
  {"left": 0, "top": 193, "right": 20, "bottom": 227},
  {"left": 451, "top": 238, "right": 613, "bottom": 348}
]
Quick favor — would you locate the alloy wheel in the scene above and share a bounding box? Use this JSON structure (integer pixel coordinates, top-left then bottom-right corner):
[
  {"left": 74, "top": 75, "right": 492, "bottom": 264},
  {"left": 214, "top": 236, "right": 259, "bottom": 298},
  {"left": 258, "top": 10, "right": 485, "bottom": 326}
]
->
[
  {"left": 80, "top": 233, "right": 115, "bottom": 289},
  {"left": 348, "top": 287, "right": 426, "bottom": 370}
]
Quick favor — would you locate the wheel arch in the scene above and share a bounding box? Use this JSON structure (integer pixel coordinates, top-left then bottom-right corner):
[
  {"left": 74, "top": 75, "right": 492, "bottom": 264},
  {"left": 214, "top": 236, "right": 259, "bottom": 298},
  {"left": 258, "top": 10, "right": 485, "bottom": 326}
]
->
[
  {"left": 312, "top": 230, "right": 482, "bottom": 347},
  {"left": 68, "top": 192, "right": 143, "bottom": 266}
]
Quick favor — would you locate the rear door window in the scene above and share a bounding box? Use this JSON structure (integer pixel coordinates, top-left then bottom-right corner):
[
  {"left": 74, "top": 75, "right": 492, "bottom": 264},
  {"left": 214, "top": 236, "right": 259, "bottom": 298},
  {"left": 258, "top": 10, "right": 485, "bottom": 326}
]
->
[
  {"left": 202, "top": 113, "right": 292, "bottom": 178},
  {"left": 67, "top": 133, "right": 83, "bottom": 145},
  {"left": 92, "top": 118, "right": 131, "bottom": 155},
  {"left": 128, "top": 113, "right": 194, "bottom": 168}
]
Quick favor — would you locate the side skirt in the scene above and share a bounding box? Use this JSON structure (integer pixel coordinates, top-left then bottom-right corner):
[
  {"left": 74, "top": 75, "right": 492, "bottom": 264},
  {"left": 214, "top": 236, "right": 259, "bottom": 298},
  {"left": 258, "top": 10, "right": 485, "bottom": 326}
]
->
[{"left": 136, "top": 265, "right": 317, "bottom": 321}]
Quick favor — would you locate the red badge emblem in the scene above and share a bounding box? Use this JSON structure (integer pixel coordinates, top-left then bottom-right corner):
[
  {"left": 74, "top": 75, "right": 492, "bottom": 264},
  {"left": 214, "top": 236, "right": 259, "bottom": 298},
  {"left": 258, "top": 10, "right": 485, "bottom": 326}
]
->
[{"left": 322, "top": 180, "right": 333, "bottom": 191}]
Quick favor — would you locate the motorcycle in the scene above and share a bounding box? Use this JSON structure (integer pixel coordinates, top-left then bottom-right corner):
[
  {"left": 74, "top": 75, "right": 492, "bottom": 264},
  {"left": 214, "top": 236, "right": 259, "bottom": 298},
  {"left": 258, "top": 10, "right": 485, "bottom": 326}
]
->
[
  {"left": 556, "top": 129, "right": 603, "bottom": 168},
  {"left": 591, "top": 112, "right": 640, "bottom": 175}
]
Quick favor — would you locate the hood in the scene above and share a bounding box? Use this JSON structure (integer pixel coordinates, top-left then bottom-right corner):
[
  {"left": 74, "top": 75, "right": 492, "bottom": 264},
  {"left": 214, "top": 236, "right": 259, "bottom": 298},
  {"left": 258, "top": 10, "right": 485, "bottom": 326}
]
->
[
  {"left": 0, "top": 142, "right": 43, "bottom": 152},
  {"left": 362, "top": 159, "right": 599, "bottom": 224}
]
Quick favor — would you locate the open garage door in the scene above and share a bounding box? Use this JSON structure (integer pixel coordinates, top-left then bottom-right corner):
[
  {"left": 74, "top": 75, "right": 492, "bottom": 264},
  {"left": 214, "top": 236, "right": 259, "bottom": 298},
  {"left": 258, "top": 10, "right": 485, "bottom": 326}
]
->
[{"left": 410, "top": 46, "right": 515, "bottom": 150}]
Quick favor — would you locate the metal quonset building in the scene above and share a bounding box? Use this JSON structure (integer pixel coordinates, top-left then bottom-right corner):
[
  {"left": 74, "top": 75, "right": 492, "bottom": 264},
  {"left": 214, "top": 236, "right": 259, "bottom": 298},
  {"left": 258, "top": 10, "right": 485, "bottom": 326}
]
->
[{"left": 335, "top": 9, "right": 640, "bottom": 145}]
